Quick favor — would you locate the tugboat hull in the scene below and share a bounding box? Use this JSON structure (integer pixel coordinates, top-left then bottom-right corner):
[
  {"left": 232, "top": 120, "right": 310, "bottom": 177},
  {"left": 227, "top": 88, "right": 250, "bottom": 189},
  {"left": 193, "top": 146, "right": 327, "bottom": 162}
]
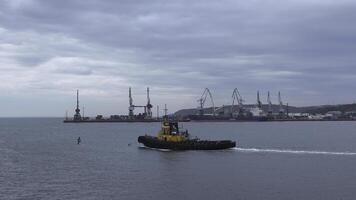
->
[{"left": 138, "top": 136, "right": 236, "bottom": 150}]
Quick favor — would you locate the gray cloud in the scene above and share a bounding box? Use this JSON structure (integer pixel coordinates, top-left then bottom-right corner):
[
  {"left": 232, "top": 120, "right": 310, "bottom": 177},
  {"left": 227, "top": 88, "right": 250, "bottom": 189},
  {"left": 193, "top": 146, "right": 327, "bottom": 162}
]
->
[{"left": 0, "top": 0, "right": 356, "bottom": 116}]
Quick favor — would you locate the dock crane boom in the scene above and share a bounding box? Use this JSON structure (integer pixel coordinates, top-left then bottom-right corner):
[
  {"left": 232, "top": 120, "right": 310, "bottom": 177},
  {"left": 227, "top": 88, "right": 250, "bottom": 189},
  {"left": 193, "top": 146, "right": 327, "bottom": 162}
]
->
[
  {"left": 146, "top": 87, "right": 153, "bottom": 118},
  {"left": 278, "top": 91, "right": 284, "bottom": 115},
  {"left": 267, "top": 91, "right": 273, "bottom": 115},
  {"left": 197, "top": 88, "right": 215, "bottom": 116},
  {"left": 128, "top": 87, "right": 134, "bottom": 118},
  {"left": 257, "top": 91, "right": 262, "bottom": 109},
  {"left": 231, "top": 88, "right": 244, "bottom": 115}
]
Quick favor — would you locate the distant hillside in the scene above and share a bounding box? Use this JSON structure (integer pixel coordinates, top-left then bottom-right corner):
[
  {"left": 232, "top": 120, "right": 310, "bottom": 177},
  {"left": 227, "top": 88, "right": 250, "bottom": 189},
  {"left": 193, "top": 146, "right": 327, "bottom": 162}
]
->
[
  {"left": 174, "top": 104, "right": 298, "bottom": 117},
  {"left": 174, "top": 104, "right": 356, "bottom": 117},
  {"left": 298, "top": 104, "right": 356, "bottom": 114}
]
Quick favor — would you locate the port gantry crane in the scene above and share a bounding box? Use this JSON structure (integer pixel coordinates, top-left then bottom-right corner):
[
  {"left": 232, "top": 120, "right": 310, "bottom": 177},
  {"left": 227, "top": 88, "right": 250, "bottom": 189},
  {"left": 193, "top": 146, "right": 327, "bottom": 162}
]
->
[
  {"left": 197, "top": 88, "right": 216, "bottom": 116},
  {"left": 129, "top": 87, "right": 135, "bottom": 118},
  {"left": 128, "top": 87, "right": 153, "bottom": 119},
  {"left": 257, "top": 91, "right": 262, "bottom": 109},
  {"left": 267, "top": 91, "right": 273, "bottom": 116},
  {"left": 231, "top": 88, "right": 244, "bottom": 117},
  {"left": 278, "top": 91, "right": 284, "bottom": 116},
  {"left": 146, "top": 87, "right": 153, "bottom": 119},
  {"left": 73, "top": 89, "right": 82, "bottom": 121}
]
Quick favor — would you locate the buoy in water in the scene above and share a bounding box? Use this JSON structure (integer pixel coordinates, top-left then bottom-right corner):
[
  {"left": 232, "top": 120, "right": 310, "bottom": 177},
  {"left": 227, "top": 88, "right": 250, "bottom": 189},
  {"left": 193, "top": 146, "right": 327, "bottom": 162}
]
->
[{"left": 77, "top": 137, "right": 81, "bottom": 145}]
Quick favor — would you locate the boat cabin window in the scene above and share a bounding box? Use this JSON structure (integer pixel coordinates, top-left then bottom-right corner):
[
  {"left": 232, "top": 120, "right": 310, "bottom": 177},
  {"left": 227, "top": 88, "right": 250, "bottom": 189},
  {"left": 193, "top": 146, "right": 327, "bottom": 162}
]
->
[{"left": 169, "top": 123, "right": 179, "bottom": 134}]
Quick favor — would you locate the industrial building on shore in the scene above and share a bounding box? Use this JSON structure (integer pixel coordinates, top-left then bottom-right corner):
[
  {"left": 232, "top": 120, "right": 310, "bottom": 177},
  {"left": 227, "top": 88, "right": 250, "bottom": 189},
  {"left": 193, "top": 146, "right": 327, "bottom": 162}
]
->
[{"left": 64, "top": 87, "right": 356, "bottom": 123}]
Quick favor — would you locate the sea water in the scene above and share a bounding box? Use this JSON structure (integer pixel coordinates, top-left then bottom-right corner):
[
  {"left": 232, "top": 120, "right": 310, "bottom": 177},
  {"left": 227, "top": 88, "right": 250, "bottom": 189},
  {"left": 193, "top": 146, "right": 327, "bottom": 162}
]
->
[{"left": 1, "top": 118, "right": 356, "bottom": 200}]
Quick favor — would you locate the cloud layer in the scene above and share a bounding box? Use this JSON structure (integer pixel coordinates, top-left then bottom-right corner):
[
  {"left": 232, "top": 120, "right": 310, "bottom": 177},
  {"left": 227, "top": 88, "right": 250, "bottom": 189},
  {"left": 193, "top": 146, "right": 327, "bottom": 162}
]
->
[{"left": 0, "top": 0, "right": 356, "bottom": 116}]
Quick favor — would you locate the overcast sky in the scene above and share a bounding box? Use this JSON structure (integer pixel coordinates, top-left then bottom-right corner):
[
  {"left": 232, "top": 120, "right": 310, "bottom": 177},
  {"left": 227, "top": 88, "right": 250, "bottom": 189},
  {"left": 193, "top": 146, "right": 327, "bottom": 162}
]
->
[{"left": 0, "top": 0, "right": 356, "bottom": 117}]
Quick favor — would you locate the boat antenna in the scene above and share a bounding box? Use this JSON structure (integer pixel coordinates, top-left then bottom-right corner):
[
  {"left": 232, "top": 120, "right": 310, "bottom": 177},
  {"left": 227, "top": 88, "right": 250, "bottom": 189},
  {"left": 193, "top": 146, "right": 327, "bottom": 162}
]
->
[
  {"left": 157, "top": 105, "right": 159, "bottom": 119},
  {"left": 164, "top": 104, "right": 168, "bottom": 116}
]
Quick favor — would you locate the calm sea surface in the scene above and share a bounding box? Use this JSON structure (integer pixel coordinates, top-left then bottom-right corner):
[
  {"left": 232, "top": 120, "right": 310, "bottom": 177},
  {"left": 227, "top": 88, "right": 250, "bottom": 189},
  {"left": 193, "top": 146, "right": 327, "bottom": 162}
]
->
[{"left": 1, "top": 118, "right": 356, "bottom": 200}]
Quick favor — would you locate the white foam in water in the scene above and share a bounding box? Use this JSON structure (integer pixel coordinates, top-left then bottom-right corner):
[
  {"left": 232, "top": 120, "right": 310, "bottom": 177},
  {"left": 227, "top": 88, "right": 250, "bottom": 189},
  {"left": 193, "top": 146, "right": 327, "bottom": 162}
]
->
[
  {"left": 139, "top": 146, "right": 172, "bottom": 152},
  {"left": 234, "top": 147, "right": 356, "bottom": 156}
]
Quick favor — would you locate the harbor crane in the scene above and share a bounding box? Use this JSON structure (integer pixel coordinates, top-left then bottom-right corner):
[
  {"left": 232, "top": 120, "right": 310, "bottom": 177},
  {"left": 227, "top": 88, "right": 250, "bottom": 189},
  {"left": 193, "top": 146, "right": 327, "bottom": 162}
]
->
[
  {"left": 267, "top": 91, "right": 273, "bottom": 116},
  {"left": 128, "top": 87, "right": 153, "bottom": 119},
  {"left": 231, "top": 88, "right": 244, "bottom": 116},
  {"left": 278, "top": 91, "right": 284, "bottom": 115},
  {"left": 197, "top": 88, "right": 215, "bottom": 116},
  {"left": 146, "top": 87, "right": 153, "bottom": 119},
  {"left": 128, "top": 87, "right": 135, "bottom": 118},
  {"left": 257, "top": 91, "right": 262, "bottom": 109},
  {"left": 73, "top": 89, "right": 82, "bottom": 121}
]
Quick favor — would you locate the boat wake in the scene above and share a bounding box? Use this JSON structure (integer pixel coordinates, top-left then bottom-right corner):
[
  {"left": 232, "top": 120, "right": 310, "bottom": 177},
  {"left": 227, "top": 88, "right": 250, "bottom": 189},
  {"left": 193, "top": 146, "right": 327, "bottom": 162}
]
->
[
  {"left": 138, "top": 146, "right": 172, "bottom": 152},
  {"left": 234, "top": 147, "right": 356, "bottom": 156}
]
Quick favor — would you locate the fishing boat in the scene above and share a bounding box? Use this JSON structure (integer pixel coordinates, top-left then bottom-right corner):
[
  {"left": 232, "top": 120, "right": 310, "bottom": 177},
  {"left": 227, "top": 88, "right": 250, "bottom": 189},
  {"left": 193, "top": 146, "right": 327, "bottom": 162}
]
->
[{"left": 138, "top": 119, "right": 236, "bottom": 150}]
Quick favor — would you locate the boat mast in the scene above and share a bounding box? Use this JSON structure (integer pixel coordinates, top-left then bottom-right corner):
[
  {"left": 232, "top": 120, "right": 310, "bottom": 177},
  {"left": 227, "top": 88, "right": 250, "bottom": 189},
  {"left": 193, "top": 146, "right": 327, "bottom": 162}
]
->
[
  {"left": 157, "top": 105, "right": 159, "bottom": 119},
  {"left": 164, "top": 104, "right": 168, "bottom": 116}
]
